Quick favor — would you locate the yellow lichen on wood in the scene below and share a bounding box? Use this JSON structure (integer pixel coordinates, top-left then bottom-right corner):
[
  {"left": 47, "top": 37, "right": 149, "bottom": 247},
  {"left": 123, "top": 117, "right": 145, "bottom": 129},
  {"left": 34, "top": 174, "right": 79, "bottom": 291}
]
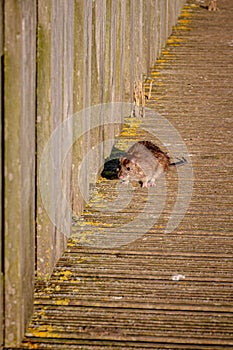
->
[{"left": 55, "top": 299, "right": 70, "bottom": 306}]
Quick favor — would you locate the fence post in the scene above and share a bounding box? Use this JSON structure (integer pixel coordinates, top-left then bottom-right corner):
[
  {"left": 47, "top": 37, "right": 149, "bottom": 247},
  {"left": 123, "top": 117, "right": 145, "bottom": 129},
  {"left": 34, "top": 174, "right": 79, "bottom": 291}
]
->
[
  {"left": 4, "top": 1, "right": 36, "bottom": 346},
  {"left": 0, "top": 0, "right": 3, "bottom": 348}
]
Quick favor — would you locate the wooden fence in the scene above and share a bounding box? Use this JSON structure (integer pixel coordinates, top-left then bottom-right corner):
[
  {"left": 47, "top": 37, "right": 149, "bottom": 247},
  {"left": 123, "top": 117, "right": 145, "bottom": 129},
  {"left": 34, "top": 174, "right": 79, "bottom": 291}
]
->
[{"left": 1, "top": 0, "right": 185, "bottom": 347}]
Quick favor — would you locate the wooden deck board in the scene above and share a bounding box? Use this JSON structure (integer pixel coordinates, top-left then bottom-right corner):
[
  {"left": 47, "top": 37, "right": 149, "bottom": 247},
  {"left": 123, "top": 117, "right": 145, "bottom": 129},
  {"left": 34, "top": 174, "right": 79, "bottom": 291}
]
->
[{"left": 20, "top": 1, "right": 233, "bottom": 349}]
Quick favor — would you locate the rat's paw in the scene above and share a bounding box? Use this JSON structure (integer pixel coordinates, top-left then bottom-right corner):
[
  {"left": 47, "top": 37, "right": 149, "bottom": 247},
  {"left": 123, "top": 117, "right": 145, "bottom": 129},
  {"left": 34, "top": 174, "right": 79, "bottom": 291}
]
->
[
  {"left": 147, "top": 180, "right": 156, "bottom": 187},
  {"left": 120, "top": 179, "right": 129, "bottom": 185}
]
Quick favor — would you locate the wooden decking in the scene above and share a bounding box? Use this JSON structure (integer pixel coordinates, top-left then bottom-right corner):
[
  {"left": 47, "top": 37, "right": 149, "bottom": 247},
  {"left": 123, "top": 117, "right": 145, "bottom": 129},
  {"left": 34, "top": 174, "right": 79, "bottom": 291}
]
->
[{"left": 21, "top": 1, "right": 233, "bottom": 349}]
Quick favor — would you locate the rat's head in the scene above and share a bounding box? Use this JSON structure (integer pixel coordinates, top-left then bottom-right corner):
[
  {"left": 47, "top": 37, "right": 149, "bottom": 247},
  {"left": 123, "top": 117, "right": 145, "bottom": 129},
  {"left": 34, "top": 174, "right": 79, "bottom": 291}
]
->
[{"left": 117, "top": 157, "right": 144, "bottom": 182}]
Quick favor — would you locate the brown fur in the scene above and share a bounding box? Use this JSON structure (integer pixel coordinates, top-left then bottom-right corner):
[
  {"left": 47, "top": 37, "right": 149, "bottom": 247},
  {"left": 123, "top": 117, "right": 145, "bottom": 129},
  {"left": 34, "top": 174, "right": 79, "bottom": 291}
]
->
[
  {"left": 136, "top": 141, "right": 170, "bottom": 171},
  {"left": 118, "top": 141, "right": 187, "bottom": 187},
  {"left": 118, "top": 141, "right": 171, "bottom": 188}
]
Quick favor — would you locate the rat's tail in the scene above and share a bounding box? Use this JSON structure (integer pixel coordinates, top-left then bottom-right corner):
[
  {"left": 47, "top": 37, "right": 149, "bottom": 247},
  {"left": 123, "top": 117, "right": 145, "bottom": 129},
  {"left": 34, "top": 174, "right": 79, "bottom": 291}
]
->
[{"left": 169, "top": 157, "right": 187, "bottom": 167}]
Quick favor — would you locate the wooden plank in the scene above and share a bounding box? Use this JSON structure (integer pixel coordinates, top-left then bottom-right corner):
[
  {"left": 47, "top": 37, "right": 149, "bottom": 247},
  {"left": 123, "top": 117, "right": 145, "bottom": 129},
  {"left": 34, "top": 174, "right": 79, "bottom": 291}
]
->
[
  {"left": 109, "top": 1, "right": 117, "bottom": 101},
  {"left": 95, "top": 0, "right": 106, "bottom": 103},
  {"left": 121, "top": 0, "right": 131, "bottom": 101},
  {"left": 80, "top": 0, "right": 92, "bottom": 201},
  {"left": 102, "top": 0, "right": 116, "bottom": 158},
  {"left": 165, "top": 0, "right": 169, "bottom": 39},
  {"left": 37, "top": 0, "right": 74, "bottom": 278},
  {"left": 159, "top": 0, "right": 166, "bottom": 54},
  {"left": 89, "top": 0, "right": 104, "bottom": 179},
  {"left": 114, "top": 0, "right": 125, "bottom": 134},
  {"left": 0, "top": 0, "right": 3, "bottom": 347},
  {"left": 4, "top": 0, "right": 36, "bottom": 346},
  {"left": 19, "top": 0, "right": 36, "bottom": 338},
  {"left": 3, "top": 1, "right": 21, "bottom": 345},
  {"left": 135, "top": 0, "right": 143, "bottom": 81},
  {"left": 129, "top": 0, "right": 135, "bottom": 88},
  {"left": 50, "top": 0, "right": 65, "bottom": 268},
  {"left": 62, "top": 0, "right": 74, "bottom": 246},
  {"left": 71, "top": 0, "right": 85, "bottom": 217},
  {"left": 119, "top": 0, "right": 126, "bottom": 102},
  {"left": 94, "top": 0, "right": 106, "bottom": 173},
  {"left": 113, "top": 0, "right": 122, "bottom": 103},
  {"left": 150, "top": 0, "right": 157, "bottom": 68},
  {"left": 36, "top": 0, "right": 53, "bottom": 279}
]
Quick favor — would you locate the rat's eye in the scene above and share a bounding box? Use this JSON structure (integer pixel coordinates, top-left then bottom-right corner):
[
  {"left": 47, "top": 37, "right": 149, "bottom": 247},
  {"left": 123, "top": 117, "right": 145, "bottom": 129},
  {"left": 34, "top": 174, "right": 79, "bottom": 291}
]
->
[{"left": 127, "top": 167, "right": 130, "bottom": 171}]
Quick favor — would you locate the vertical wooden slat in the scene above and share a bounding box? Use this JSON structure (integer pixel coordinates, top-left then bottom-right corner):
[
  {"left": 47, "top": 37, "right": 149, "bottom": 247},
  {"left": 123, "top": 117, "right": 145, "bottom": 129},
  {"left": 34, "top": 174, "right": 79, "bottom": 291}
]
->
[
  {"left": 119, "top": 0, "right": 126, "bottom": 102},
  {"left": 149, "top": 0, "right": 155, "bottom": 67},
  {"left": 130, "top": 0, "right": 135, "bottom": 91},
  {"left": 139, "top": 0, "right": 148, "bottom": 80},
  {"left": 132, "top": 0, "right": 139, "bottom": 81},
  {"left": 89, "top": 0, "right": 103, "bottom": 180},
  {"left": 95, "top": 0, "right": 106, "bottom": 171},
  {"left": 36, "top": 0, "right": 52, "bottom": 279},
  {"left": 170, "top": 0, "right": 175, "bottom": 31},
  {"left": 110, "top": 0, "right": 117, "bottom": 102},
  {"left": 81, "top": 0, "right": 92, "bottom": 201},
  {"left": 103, "top": 0, "right": 117, "bottom": 158},
  {"left": 20, "top": 0, "right": 36, "bottom": 334},
  {"left": 72, "top": 0, "right": 85, "bottom": 217},
  {"left": 4, "top": 0, "right": 36, "bottom": 346},
  {"left": 146, "top": 0, "right": 151, "bottom": 73},
  {"left": 138, "top": 0, "right": 143, "bottom": 79},
  {"left": 114, "top": 0, "right": 121, "bottom": 102},
  {"left": 156, "top": 0, "right": 161, "bottom": 58},
  {"left": 50, "top": 0, "right": 64, "bottom": 267},
  {"left": 111, "top": 0, "right": 119, "bottom": 145},
  {"left": 159, "top": 0, "right": 165, "bottom": 54},
  {"left": 123, "top": 0, "right": 132, "bottom": 101},
  {"left": 4, "top": 2, "right": 21, "bottom": 340},
  {"left": 114, "top": 0, "right": 124, "bottom": 132},
  {"left": 153, "top": 0, "right": 158, "bottom": 60},
  {"left": 95, "top": 0, "right": 106, "bottom": 104},
  {"left": 37, "top": 0, "right": 75, "bottom": 277},
  {"left": 0, "top": 0, "right": 3, "bottom": 347},
  {"left": 62, "top": 0, "right": 74, "bottom": 247},
  {"left": 165, "top": 0, "right": 169, "bottom": 39}
]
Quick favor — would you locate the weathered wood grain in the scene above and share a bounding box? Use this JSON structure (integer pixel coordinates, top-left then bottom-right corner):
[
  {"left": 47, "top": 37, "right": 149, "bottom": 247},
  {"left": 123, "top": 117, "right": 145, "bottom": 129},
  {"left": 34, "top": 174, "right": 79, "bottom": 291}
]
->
[
  {"left": 36, "top": 0, "right": 53, "bottom": 279},
  {"left": 4, "top": 0, "right": 36, "bottom": 346},
  {"left": 72, "top": 0, "right": 85, "bottom": 217},
  {"left": 49, "top": 0, "right": 64, "bottom": 268},
  {"left": 0, "top": 0, "right": 3, "bottom": 348},
  {"left": 37, "top": 0, "right": 75, "bottom": 278},
  {"left": 2, "top": 0, "right": 186, "bottom": 347},
  {"left": 22, "top": 1, "right": 233, "bottom": 348},
  {"left": 62, "top": 0, "right": 74, "bottom": 273}
]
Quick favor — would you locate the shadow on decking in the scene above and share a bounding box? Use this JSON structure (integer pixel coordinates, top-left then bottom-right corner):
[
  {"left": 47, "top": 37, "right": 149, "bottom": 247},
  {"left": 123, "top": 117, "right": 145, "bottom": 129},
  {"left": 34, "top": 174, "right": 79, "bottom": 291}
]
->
[{"left": 101, "top": 146, "right": 126, "bottom": 180}]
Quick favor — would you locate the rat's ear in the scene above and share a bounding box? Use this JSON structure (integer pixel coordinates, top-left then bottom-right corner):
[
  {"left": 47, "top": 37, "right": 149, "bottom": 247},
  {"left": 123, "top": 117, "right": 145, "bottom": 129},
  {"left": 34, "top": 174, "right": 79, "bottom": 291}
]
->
[{"left": 119, "top": 157, "right": 125, "bottom": 163}]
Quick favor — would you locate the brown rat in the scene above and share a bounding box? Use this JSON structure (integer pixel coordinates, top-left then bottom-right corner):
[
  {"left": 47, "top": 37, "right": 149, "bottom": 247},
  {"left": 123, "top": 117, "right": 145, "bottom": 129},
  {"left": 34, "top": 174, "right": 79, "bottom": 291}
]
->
[{"left": 118, "top": 141, "right": 186, "bottom": 188}]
